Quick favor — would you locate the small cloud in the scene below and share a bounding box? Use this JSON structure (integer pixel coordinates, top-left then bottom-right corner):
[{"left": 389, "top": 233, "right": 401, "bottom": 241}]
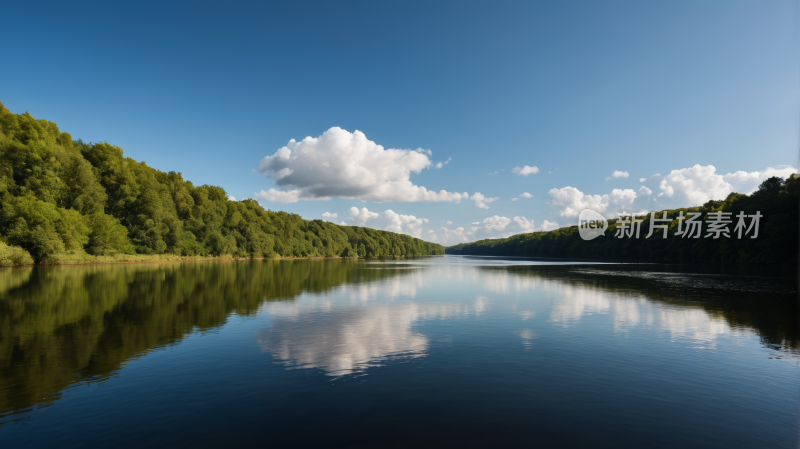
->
[
  {"left": 349, "top": 206, "right": 380, "bottom": 225},
  {"left": 435, "top": 156, "right": 452, "bottom": 169},
  {"left": 511, "top": 198, "right": 519, "bottom": 201},
  {"left": 228, "top": 196, "right": 236, "bottom": 201},
  {"left": 470, "top": 192, "right": 498, "bottom": 209},
  {"left": 539, "top": 220, "right": 559, "bottom": 231},
  {"left": 322, "top": 212, "right": 338, "bottom": 221},
  {"left": 610, "top": 170, "right": 630, "bottom": 179},
  {"left": 446, "top": 221, "right": 453, "bottom": 225},
  {"left": 639, "top": 178, "right": 647, "bottom": 182},
  {"left": 512, "top": 165, "right": 539, "bottom": 176},
  {"left": 520, "top": 192, "right": 533, "bottom": 198},
  {"left": 254, "top": 189, "right": 301, "bottom": 203}
]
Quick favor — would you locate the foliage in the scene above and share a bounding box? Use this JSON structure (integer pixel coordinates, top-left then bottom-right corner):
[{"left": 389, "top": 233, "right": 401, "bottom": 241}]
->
[
  {"left": 448, "top": 175, "right": 799, "bottom": 265},
  {"left": 0, "top": 103, "right": 444, "bottom": 264},
  {"left": 0, "top": 242, "right": 34, "bottom": 266}
]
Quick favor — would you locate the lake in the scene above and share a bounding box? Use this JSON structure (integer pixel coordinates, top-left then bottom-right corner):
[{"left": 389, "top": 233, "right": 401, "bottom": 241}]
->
[{"left": 0, "top": 256, "right": 798, "bottom": 448}]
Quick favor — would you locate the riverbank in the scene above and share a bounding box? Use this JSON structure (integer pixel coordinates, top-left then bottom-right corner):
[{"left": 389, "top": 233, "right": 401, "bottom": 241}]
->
[{"left": 0, "top": 242, "right": 436, "bottom": 267}]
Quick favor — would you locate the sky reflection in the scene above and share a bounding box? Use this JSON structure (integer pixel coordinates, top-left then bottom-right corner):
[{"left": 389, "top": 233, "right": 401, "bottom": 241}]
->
[{"left": 256, "top": 257, "right": 793, "bottom": 375}]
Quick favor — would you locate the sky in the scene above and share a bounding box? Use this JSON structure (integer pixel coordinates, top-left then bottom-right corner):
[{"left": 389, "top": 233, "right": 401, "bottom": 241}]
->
[{"left": 2, "top": 0, "right": 798, "bottom": 245}]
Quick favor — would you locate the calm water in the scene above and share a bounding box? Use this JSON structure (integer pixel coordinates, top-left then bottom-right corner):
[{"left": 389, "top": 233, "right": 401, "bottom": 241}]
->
[{"left": 1, "top": 256, "right": 798, "bottom": 448}]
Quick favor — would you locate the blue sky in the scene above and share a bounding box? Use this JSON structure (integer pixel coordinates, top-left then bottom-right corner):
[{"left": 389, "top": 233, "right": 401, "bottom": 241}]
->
[{"left": 2, "top": 0, "right": 797, "bottom": 244}]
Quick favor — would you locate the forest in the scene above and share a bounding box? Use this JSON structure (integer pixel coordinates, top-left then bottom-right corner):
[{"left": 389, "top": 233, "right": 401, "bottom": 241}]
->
[
  {"left": 447, "top": 174, "right": 799, "bottom": 265},
  {"left": 0, "top": 103, "right": 444, "bottom": 265}
]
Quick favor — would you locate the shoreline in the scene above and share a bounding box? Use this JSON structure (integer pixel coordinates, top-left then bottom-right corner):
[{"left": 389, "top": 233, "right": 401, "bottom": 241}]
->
[{"left": 3, "top": 254, "right": 444, "bottom": 268}]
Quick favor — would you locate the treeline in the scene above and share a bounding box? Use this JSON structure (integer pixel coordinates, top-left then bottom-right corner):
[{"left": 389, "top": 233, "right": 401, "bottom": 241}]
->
[
  {"left": 447, "top": 175, "right": 799, "bottom": 264},
  {"left": 0, "top": 103, "right": 444, "bottom": 264}
]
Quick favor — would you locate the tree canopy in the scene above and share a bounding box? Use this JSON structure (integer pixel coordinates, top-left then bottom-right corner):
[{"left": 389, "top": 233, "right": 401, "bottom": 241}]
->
[
  {"left": 0, "top": 103, "right": 444, "bottom": 264},
  {"left": 447, "top": 175, "right": 799, "bottom": 265}
]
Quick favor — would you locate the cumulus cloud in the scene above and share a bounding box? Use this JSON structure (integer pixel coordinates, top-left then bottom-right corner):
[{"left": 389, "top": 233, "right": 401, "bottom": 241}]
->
[
  {"left": 434, "top": 226, "right": 470, "bottom": 245},
  {"left": 321, "top": 212, "right": 338, "bottom": 221},
  {"left": 431, "top": 215, "right": 559, "bottom": 245},
  {"left": 348, "top": 206, "right": 380, "bottom": 226},
  {"left": 255, "top": 127, "right": 481, "bottom": 204},
  {"left": 641, "top": 164, "right": 796, "bottom": 207},
  {"left": 228, "top": 196, "right": 236, "bottom": 201},
  {"left": 605, "top": 170, "right": 629, "bottom": 181},
  {"left": 512, "top": 165, "right": 539, "bottom": 176},
  {"left": 520, "top": 192, "right": 533, "bottom": 198},
  {"left": 548, "top": 186, "right": 644, "bottom": 219},
  {"left": 384, "top": 210, "right": 429, "bottom": 237},
  {"left": 469, "top": 192, "right": 499, "bottom": 209},
  {"left": 254, "top": 189, "right": 301, "bottom": 204},
  {"left": 511, "top": 198, "right": 519, "bottom": 201},
  {"left": 539, "top": 220, "right": 559, "bottom": 231},
  {"left": 722, "top": 166, "right": 796, "bottom": 195},
  {"left": 550, "top": 164, "right": 797, "bottom": 221},
  {"left": 446, "top": 221, "right": 453, "bottom": 225}
]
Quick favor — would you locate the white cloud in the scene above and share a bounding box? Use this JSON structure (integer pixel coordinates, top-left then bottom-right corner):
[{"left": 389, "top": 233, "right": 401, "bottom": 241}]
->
[
  {"left": 512, "top": 165, "right": 539, "bottom": 176},
  {"left": 254, "top": 189, "right": 301, "bottom": 204},
  {"left": 434, "top": 226, "right": 470, "bottom": 245},
  {"left": 520, "top": 192, "right": 533, "bottom": 198},
  {"left": 348, "top": 206, "right": 380, "bottom": 226},
  {"left": 609, "top": 170, "right": 629, "bottom": 180},
  {"left": 321, "top": 212, "right": 338, "bottom": 221},
  {"left": 435, "top": 157, "right": 452, "bottom": 169},
  {"left": 539, "top": 220, "right": 559, "bottom": 231},
  {"left": 255, "top": 127, "right": 475, "bottom": 204},
  {"left": 550, "top": 164, "right": 797, "bottom": 221},
  {"left": 228, "top": 196, "right": 236, "bottom": 201},
  {"left": 469, "top": 192, "right": 498, "bottom": 209},
  {"left": 446, "top": 221, "right": 453, "bottom": 225},
  {"left": 432, "top": 215, "right": 559, "bottom": 245},
  {"left": 384, "top": 210, "right": 429, "bottom": 238},
  {"left": 512, "top": 216, "right": 535, "bottom": 232},
  {"left": 722, "top": 165, "right": 796, "bottom": 194},
  {"left": 548, "top": 186, "right": 646, "bottom": 220},
  {"left": 511, "top": 198, "right": 519, "bottom": 201},
  {"left": 640, "top": 164, "right": 796, "bottom": 207}
]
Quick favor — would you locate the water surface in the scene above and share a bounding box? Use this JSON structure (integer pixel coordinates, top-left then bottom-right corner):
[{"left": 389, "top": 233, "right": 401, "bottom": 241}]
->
[{"left": 1, "top": 256, "right": 798, "bottom": 448}]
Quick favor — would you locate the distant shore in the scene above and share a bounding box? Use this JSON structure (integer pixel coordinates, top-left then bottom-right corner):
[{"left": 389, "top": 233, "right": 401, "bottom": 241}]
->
[{"left": 1, "top": 253, "right": 441, "bottom": 268}]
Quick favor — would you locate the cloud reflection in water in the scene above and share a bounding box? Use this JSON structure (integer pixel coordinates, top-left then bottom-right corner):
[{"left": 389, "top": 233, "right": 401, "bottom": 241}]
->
[{"left": 258, "top": 277, "right": 487, "bottom": 375}]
